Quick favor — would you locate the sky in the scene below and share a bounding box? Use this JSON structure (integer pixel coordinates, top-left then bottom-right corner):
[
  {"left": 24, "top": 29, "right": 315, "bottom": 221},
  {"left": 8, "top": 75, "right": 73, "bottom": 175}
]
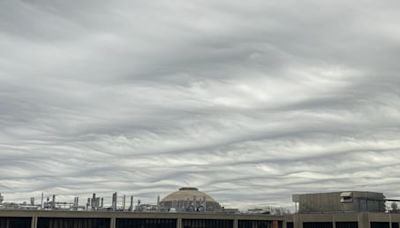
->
[{"left": 1, "top": 0, "right": 400, "bottom": 209}]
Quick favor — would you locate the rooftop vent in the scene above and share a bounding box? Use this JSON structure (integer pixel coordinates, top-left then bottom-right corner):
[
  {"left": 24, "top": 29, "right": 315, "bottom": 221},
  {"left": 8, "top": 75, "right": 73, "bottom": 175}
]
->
[{"left": 340, "top": 192, "right": 353, "bottom": 203}]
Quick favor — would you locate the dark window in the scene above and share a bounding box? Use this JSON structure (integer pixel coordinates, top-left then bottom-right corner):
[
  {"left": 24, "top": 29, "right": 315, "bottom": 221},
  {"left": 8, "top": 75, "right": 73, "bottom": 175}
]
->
[
  {"left": 116, "top": 218, "right": 176, "bottom": 228},
  {"left": 370, "top": 222, "right": 390, "bottom": 228},
  {"left": 0, "top": 217, "right": 31, "bottom": 228},
  {"left": 286, "top": 222, "right": 294, "bottom": 228},
  {"left": 393, "top": 223, "right": 399, "bottom": 228},
  {"left": 182, "top": 219, "right": 233, "bottom": 228},
  {"left": 336, "top": 222, "right": 358, "bottom": 228},
  {"left": 303, "top": 222, "right": 333, "bottom": 228},
  {"left": 37, "top": 217, "right": 110, "bottom": 228},
  {"left": 238, "top": 220, "right": 272, "bottom": 228}
]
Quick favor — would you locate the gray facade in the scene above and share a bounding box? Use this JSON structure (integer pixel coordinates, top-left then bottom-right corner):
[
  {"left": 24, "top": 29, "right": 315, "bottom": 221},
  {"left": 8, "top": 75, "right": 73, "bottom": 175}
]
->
[
  {"left": 0, "top": 210, "right": 283, "bottom": 228},
  {"left": 292, "top": 192, "right": 386, "bottom": 213},
  {"left": 285, "top": 212, "right": 400, "bottom": 228}
]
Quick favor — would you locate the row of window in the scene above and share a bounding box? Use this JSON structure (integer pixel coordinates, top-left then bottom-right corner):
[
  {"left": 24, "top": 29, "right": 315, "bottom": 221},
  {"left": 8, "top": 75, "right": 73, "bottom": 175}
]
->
[
  {"left": 286, "top": 222, "right": 400, "bottom": 228},
  {"left": 0, "top": 217, "right": 278, "bottom": 228},
  {"left": 0, "top": 217, "right": 31, "bottom": 228},
  {"left": 4, "top": 217, "right": 400, "bottom": 228}
]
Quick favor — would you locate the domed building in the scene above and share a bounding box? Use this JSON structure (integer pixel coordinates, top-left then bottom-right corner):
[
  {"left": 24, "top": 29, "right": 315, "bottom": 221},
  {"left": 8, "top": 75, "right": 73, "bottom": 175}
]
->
[{"left": 159, "top": 187, "right": 222, "bottom": 212}]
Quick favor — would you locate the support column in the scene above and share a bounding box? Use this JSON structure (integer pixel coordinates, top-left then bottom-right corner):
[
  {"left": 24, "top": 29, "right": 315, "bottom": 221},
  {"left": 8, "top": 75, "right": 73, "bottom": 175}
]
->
[
  {"left": 177, "top": 218, "right": 182, "bottom": 228},
  {"left": 294, "top": 214, "right": 302, "bottom": 228},
  {"left": 233, "top": 219, "right": 238, "bottom": 228},
  {"left": 31, "top": 216, "right": 37, "bottom": 228},
  {"left": 110, "top": 216, "right": 116, "bottom": 228},
  {"left": 358, "top": 213, "right": 369, "bottom": 228},
  {"left": 332, "top": 214, "right": 336, "bottom": 228}
]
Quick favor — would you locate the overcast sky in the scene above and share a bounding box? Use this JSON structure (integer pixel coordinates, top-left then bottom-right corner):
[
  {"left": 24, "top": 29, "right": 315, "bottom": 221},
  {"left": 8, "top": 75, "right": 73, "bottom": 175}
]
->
[{"left": 1, "top": 0, "right": 400, "bottom": 209}]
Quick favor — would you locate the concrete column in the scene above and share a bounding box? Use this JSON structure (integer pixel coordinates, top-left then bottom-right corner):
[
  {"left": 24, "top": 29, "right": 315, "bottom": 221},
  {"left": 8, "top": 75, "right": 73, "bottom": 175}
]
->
[
  {"left": 293, "top": 214, "right": 298, "bottom": 228},
  {"left": 176, "top": 218, "right": 182, "bottom": 228},
  {"left": 110, "top": 216, "right": 116, "bottom": 228},
  {"left": 358, "top": 212, "right": 369, "bottom": 228},
  {"left": 299, "top": 215, "right": 303, "bottom": 228},
  {"left": 31, "top": 216, "right": 37, "bottom": 228},
  {"left": 294, "top": 214, "right": 302, "bottom": 228},
  {"left": 389, "top": 214, "right": 393, "bottom": 228},
  {"left": 233, "top": 219, "right": 238, "bottom": 228},
  {"left": 332, "top": 214, "right": 336, "bottom": 228}
]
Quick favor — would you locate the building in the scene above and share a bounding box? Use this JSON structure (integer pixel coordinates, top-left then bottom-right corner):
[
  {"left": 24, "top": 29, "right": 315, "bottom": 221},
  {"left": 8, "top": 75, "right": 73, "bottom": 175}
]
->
[
  {"left": 159, "top": 187, "right": 222, "bottom": 212},
  {"left": 0, "top": 210, "right": 283, "bottom": 228},
  {"left": 292, "top": 191, "right": 386, "bottom": 213},
  {"left": 287, "top": 191, "right": 400, "bottom": 228},
  {"left": 285, "top": 212, "right": 400, "bottom": 228},
  {"left": 0, "top": 187, "right": 282, "bottom": 228},
  {"left": 2, "top": 189, "right": 400, "bottom": 228}
]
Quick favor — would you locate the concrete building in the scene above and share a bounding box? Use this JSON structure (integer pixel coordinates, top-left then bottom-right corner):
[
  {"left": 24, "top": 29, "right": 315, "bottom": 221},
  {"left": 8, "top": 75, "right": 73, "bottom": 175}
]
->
[
  {"left": 285, "top": 212, "right": 400, "bottom": 228},
  {"left": 2, "top": 189, "right": 400, "bottom": 228},
  {"left": 287, "top": 191, "right": 399, "bottom": 228},
  {"left": 292, "top": 192, "right": 386, "bottom": 213},
  {"left": 0, "top": 210, "right": 283, "bottom": 228}
]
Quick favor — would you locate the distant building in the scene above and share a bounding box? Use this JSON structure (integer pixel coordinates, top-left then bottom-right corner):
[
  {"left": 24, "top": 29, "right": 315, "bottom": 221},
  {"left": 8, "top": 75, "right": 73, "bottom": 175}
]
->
[
  {"left": 3, "top": 189, "right": 400, "bottom": 228},
  {"left": 287, "top": 191, "right": 400, "bottom": 228},
  {"left": 292, "top": 191, "right": 386, "bottom": 213},
  {"left": 159, "top": 187, "right": 222, "bottom": 212}
]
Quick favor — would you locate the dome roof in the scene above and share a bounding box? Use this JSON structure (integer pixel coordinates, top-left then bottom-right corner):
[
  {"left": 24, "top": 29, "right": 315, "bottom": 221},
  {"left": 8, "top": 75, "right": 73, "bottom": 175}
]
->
[{"left": 161, "top": 187, "right": 218, "bottom": 203}]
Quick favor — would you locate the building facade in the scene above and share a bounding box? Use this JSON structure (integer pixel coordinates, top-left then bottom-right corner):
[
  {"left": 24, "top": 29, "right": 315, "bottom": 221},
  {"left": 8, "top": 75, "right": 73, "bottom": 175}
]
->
[
  {"left": 0, "top": 210, "right": 283, "bottom": 228},
  {"left": 286, "top": 212, "right": 400, "bottom": 228}
]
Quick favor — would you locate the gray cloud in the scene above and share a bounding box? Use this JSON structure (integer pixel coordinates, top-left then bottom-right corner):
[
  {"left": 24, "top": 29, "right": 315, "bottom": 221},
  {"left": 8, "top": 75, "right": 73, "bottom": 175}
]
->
[{"left": 1, "top": 0, "right": 400, "bottom": 209}]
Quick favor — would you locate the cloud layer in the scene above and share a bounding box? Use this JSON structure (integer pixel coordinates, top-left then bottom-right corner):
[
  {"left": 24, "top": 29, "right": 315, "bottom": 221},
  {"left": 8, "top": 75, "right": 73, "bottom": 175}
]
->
[{"left": 1, "top": 0, "right": 400, "bottom": 209}]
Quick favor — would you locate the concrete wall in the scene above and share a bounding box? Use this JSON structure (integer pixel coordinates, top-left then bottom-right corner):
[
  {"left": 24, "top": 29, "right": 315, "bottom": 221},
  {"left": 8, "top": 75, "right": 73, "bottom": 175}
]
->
[
  {"left": 296, "top": 192, "right": 385, "bottom": 213},
  {"left": 0, "top": 210, "right": 284, "bottom": 228},
  {"left": 286, "top": 212, "right": 400, "bottom": 228},
  {"left": 297, "top": 192, "right": 352, "bottom": 213}
]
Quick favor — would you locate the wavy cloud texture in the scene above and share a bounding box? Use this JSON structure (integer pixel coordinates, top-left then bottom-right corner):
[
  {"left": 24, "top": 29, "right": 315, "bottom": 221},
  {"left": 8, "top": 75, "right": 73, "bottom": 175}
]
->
[{"left": 1, "top": 0, "right": 400, "bottom": 209}]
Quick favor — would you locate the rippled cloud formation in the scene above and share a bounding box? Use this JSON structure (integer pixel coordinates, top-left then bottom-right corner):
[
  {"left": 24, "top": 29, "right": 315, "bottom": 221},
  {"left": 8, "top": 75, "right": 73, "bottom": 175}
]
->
[{"left": 1, "top": 0, "right": 400, "bottom": 208}]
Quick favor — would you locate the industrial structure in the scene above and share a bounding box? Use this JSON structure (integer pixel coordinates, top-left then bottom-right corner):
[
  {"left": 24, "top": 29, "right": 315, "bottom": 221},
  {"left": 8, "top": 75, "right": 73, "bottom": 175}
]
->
[{"left": 1, "top": 189, "right": 400, "bottom": 228}]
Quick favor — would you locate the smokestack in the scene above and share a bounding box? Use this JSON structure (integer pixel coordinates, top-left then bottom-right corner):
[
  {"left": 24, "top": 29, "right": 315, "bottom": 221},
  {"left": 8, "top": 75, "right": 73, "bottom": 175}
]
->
[
  {"left": 52, "top": 195, "right": 56, "bottom": 209},
  {"left": 30, "top": 197, "right": 35, "bottom": 206},
  {"left": 112, "top": 192, "right": 117, "bottom": 211},
  {"left": 41, "top": 193, "right": 44, "bottom": 209},
  {"left": 122, "top": 195, "right": 126, "bottom": 210},
  {"left": 73, "top": 197, "right": 79, "bottom": 208},
  {"left": 91, "top": 193, "right": 98, "bottom": 210},
  {"left": 157, "top": 195, "right": 160, "bottom": 211},
  {"left": 87, "top": 198, "right": 91, "bottom": 210},
  {"left": 193, "top": 196, "right": 197, "bottom": 211},
  {"left": 203, "top": 196, "right": 206, "bottom": 212},
  {"left": 130, "top": 195, "right": 134, "bottom": 211}
]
